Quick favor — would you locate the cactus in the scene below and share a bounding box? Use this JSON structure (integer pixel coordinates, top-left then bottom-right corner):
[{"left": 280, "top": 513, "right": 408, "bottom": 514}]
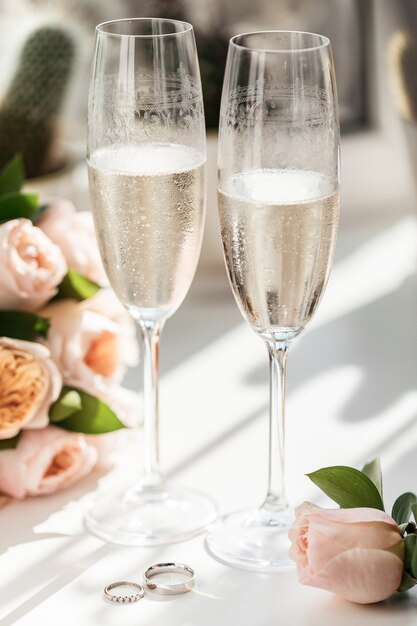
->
[{"left": 0, "top": 25, "right": 75, "bottom": 178}]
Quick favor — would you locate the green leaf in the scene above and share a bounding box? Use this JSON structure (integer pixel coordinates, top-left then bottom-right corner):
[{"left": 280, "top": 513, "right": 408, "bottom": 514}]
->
[
  {"left": 403, "top": 535, "right": 417, "bottom": 580},
  {"left": 55, "top": 269, "right": 100, "bottom": 302},
  {"left": 49, "top": 388, "right": 82, "bottom": 423},
  {"left": 361, "top": 458, "right": 383, "bottom": 497},
  {"left": 398, "top": 568, "right": 417, "bottom": 593},
  {"left": 0, "top": 155, "right": 24, "bottom": 196},
  {"left": 412, "top": 503, "right": 417, "bottom": 524},
  {"left": 0, "top": 192, "right": 38, "bottom": 221},
  {"left": 0, "top": 432, "right": 21, "bottom": 451},
  {"left": 306, "top": 466, "right": 385, "bottom": 511},
  {"left": 51, "top": 387, "right": 125, "bottom": 434},
  {"left": 412, "top": 542, "right": 417, "bottom": 580},
  {"left": 0, "top": 310, "right": 50, "bottom": 340},
  {"left": 392, "top": 493, "right": 417, "bottom": 525}
]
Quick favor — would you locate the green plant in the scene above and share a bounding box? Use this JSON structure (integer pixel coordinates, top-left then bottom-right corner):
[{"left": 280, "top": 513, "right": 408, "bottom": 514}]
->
[{"left": 0, "top": 25, "right": 75, "bottom": 178}]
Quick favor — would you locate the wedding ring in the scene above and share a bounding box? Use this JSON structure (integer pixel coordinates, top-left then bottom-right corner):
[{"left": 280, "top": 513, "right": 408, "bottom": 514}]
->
[
  {"left": 143, "top": 563, "right": 195, "bottom": 595},
  {"left": 104, "top": 581, "right": 145, "bottom": 604}
]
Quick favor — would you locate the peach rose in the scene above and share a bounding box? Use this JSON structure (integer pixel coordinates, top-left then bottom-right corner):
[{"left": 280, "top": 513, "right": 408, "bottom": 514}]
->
[
  {"left": 0, "top": 337, "right": 62, "bottom": 440},
  {"left": 289, "top": 502, "right": 404, "bottom": 604},
  {"left": 0, "top": 426, "right": 97, "bottom": 498},
  {"left": 41, "top": 290, "right": 138, "bottom": 390},
  {"left": 0, "top": 218, "right": 67, "bottom": 311},
  {"left": 37, "top": 199, "right": 107, "bottom": 285},
  {"left": 79, "top": 289, "right": 138, "bottom": 370}
]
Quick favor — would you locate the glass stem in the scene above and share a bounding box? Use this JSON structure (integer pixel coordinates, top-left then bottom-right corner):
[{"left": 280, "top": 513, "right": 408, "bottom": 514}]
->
[
  {"left": 262, "top": 341, "right": 289, "bottom": 513},
  {"left": 137, "top": 319, "right": 164, "bottom": 488}
]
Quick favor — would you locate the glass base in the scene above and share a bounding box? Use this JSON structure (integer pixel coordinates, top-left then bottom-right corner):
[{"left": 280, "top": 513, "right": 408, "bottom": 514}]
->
[
  {"left": 205, "top": 507, "right": 295, "bottom": 572},
  {"left": 85, "top": 483, "right": 217, "bottom": 546}
]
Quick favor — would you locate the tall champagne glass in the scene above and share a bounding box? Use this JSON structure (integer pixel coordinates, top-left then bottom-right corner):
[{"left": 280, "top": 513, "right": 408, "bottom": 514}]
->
[
  {"left": 206, "top": 31, "right": 340, "bottom": 570},
  {"left": 85, "top": 18, "right": 216, "bottom": 545}
]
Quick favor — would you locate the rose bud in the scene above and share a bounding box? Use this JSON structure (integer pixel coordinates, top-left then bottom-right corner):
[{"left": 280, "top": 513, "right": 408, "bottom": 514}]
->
[{"left": 289, "top": 502, "right": 404, "bottom": 604}]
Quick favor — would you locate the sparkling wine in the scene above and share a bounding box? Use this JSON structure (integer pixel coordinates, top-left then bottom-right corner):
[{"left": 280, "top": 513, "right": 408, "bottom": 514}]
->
[
  {"left": 88, "top": 143, "right": 205, "bottom": 319},
  {"left": 218, "top": 169, "right": 339, "bottom": 339}
]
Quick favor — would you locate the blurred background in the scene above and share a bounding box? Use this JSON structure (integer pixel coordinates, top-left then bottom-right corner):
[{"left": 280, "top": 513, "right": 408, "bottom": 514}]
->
[
  {"left": 0, "top": 0, "right": 417, "bottom": 268},
  {"left": 0, "top": 0, "right": 370, "bottom": 141},
  {"left": 0, "top": 0, "right": 416, "bottom": 266}
]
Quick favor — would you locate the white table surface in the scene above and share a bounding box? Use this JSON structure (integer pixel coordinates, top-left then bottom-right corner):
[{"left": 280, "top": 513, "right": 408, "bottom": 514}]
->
[{"left": 2, "top": 213, "right": 417, "bottom": 625}]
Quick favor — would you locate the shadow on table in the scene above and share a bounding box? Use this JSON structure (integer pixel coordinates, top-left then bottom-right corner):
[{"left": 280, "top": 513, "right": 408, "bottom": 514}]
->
[
  {"left": 0, "top": 472, "right": 110, "bottom": 625},
  {"left": 0, "top": 471, "right": 104, "bottom": 556},
  {"left": 245, "top": 271, "right": 417, "bottom": 424},
  {"left": 0, "top": 543, "right": 112, "bottom": 626},
  {"left": 0, "top": 541, "right": 164, "bottom": 626}
]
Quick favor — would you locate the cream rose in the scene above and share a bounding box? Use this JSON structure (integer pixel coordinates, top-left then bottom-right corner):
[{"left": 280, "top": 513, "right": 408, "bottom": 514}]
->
[
  {"left": 37, "top": 199, "right": 107, "bottom": 285},
  {"left": 289, "top": 502, "right": 404, "bottom": 604},
  {"left": 41, "top": 290, "right": 138, "bottom": 390},
  {"left": 0, "top": 337, "right": 62, "bottom": 440},
  {"left": 0, "top": 218, "right": 67, "bottom": 311},
  {"left": 0, "top": 426, "right": 97, "bottom": 498}
]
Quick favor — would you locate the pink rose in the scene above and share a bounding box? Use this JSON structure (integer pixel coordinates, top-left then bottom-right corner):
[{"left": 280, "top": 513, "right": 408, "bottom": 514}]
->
[
  {"left": 37, "top": 199, "right": 107, "bottom": 285},
  {"left": 289, "top": 502, "right": 404, "bottom": 604},
  {"left": 0, "top": 426, "right": 97, "bottom": 498},
  {"left": 0, "top": 218, "right": 67, "bottom": 311},
  {"left": 79, "top": 289, "right": 138, "bottom": 370},
  {"left": 0, "top": 337, "right": 62, "bottom": 439},
  {"left": 41, "top": 290, "right": 138, "bottom": 390}
]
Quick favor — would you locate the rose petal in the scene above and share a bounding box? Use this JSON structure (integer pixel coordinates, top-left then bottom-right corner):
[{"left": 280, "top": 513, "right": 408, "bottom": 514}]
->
[
  {"left": 309, "top": 517, "right": 402, "bottom": 551},
  {"left": 0, "top": 219, "right": 67, "bottom": 311},
  {"left": 41, "top": 296, "right": 138, "bottom": 390},
  {"left": 294, "top": 502, "right": 398, "bottom": 527},
  {"left": 0, "top": 337, "right": 62, "bottom": 439},
  {"left": 311, "top": 505, "right": 399, "bottom": 527},
  {"left": 38, "top": 200, "right": 107, "bottom": 285},
  {"left": 0, "top": 427, "right": 97, "bottom": 498},
  {"left": 300, "top": 546, "right": 404, "bottom": 604},
  {"left": 81, "top": 289, "right": 138, "bottom": 367}
]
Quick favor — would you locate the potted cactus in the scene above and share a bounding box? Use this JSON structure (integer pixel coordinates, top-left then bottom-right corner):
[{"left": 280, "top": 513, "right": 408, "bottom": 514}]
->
[{"left": 0, "top": 25, "right": 75, "bottom": 179}]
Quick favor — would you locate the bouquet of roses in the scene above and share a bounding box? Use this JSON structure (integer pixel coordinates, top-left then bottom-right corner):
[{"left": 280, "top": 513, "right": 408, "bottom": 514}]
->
[{"left": 0, "top": 156, "right": 139, "bottom": 500}]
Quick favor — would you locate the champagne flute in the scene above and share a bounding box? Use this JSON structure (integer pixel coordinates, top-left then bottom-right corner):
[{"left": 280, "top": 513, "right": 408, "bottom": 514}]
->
[
  {"left": 85, "top": 18, "right": 216, "bottom": 545},
  {"left": 206, "top": 31, "right": 340, "bottom": 570}
]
